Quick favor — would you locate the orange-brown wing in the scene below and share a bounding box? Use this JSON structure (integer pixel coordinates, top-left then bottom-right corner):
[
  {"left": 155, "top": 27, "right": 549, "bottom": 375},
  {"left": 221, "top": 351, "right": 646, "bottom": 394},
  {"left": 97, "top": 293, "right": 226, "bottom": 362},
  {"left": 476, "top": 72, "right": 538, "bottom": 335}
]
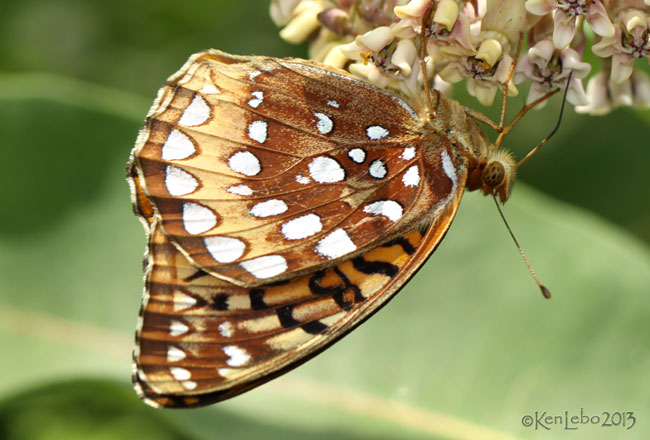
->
[
  {"left": 131, "top": 172, "right": 465, "bottom": 408},
  {"left": 130, "top": 50, "right": 457, "bottom": 287}
]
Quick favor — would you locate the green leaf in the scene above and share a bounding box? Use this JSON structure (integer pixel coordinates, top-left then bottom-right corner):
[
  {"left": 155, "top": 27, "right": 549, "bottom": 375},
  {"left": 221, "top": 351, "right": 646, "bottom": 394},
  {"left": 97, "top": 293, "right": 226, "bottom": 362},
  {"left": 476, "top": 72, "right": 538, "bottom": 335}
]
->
[{"left": 0, "top": 380, "right": 194, "bottom": 440}]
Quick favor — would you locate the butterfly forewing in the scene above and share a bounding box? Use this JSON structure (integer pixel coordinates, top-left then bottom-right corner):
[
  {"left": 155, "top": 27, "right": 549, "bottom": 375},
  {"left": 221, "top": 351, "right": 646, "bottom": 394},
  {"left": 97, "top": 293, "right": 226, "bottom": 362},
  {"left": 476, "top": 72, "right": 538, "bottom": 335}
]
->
[{"left": 132, "top": 50, "right": 460, "bottom": 287}]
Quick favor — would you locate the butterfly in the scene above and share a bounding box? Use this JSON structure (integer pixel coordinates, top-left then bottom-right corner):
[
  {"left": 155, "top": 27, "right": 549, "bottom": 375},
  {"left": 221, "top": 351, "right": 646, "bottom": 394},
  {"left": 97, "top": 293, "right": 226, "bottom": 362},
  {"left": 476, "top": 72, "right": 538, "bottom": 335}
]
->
[{"left": 126, "top": 48, "right": 523, "bottom": 408}]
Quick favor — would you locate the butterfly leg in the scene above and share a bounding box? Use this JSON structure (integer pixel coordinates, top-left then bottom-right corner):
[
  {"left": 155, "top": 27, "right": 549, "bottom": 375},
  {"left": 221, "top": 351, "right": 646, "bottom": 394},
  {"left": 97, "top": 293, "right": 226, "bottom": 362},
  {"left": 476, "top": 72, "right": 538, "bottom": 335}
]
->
[
  {"left": 462, "top": 107, "right": 501, "bottom": 132},
  {"left": 497, "top": 33, "right": 525, "bottom": 131},
  {"left": 419, "top": 3, "right": 438, "bottom": 119},
  {"left": 467, "top": 33, "right": 560, "bottom": 148},
  {"left": 495, "top": 88, "right": 560, "bottom": 148}
]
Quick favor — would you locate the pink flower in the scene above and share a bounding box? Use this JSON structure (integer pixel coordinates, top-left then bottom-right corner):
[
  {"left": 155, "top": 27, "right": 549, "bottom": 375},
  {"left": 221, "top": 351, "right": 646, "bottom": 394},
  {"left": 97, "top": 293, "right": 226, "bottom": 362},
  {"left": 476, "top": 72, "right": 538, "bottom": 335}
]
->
[
  {"left": 526, "top": 0, "right": 615, "bottom": 48},
  {"left": 439, "top": 38, "right": 517, "bottom": 105},
  {"left": 425, "top": 5, "right": 476, "bottom": 61},
  {"left": 340, "top": 27, "right": 422, "bottom": 95},
  {"left": 592, "top": 6, "right": 650, "bottom": 84},
  {"left": 576, "top": 69, "right": 650, "bottom": 114},
  {"left": 393, "top": 0, "right": 476, "bottom": 60},
  {"left": 515, "top": 39, "right": 591, "bottom": 107}
]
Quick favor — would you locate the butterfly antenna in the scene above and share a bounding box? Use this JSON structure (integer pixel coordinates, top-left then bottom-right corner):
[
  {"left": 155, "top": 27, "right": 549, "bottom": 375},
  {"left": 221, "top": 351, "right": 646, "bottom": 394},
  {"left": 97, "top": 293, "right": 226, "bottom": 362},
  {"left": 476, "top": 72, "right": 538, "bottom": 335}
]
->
[
  {"left": 517, "top": 72, "right": 573, "bottom": 167},
  {"left": 420, "top": 4, "right": 437, "bottom": 118},
  {"left": 492, "top": 195, "right": 551, "bottom": 299}
]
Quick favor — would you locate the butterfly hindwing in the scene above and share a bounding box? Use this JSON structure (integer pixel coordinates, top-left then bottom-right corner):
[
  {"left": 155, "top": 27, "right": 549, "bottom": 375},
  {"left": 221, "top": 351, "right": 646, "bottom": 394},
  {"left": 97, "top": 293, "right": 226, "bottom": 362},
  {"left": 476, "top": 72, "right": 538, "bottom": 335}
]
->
[
  {"left": 132, "top": 176, "right": 465, "bottom": 408},
  {"left": 131, "top": 50, "right": 459, "bottom": 287}
]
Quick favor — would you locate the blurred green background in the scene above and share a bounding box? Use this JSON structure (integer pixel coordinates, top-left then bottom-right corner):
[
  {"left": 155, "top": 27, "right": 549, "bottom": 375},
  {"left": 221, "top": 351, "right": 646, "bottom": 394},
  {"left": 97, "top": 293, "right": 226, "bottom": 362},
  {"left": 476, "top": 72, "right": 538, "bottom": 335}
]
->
[{"left": 1, "top": 1, "right": 649, "bottom": 439}]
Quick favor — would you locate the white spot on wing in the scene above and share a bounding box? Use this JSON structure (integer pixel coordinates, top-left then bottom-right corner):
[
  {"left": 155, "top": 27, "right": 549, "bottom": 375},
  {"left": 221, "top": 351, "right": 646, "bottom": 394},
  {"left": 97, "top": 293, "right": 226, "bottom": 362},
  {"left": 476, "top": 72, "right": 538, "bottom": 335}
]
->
[
  {"left": 240, "top": 255, "right": 288, "bottom": 279},
  {"left": 281, "top": 214, "right": 322, "bottom": 240},
  {"left": 169, "top": 320, "right": 188, "bottom": 336},
  {"left": 170, "top": 367, "right": 191, "bottom": 381},
  {"left": 296, "top": 174, "right": 311, "bottom": 184},
  {"left": 182, "top": 202, "right": 217, "bottom": 234},
  {"left": 327, "top": 100, "right": 339, "bottom": 108},
  {"left": 313, "top": 112, "right": 333, "bottom": 134},
  {"left": 204, "top": 236, "right": 246, "bottom": 263},
  {"left": 308, "top": 156, "right": 345, "bottom": 183},
  {"left": 363, "top": 200, "right": 403, "bottom": 222},
  {"left": 247, "top": 120, "right": 268, "bottom": 143},
  {"left": 402, "top": 147, "right": 416, "bottom": 160},
  {"left": 161, "top": 129, "right": 195, "bottom": 160},
  {"left": 165, "top": 166, "right": 198, "bottom": 196},
  {"left": 440, "top": 150, "right": 458, "bottom": 188},
  {"left": 167, "top": 346, "right": 186, "bottom": 362},
  {"left": 250, "top": 199, "right": 288, "bottom": 217},
  {"left": 227, "top": 184, "right": 253, "bottom": 196},
  {"left": 228, "top": 151, "right": 261, "bottom": 176},
  {"left": 249, "top": 70, "right": 261, "bottom": 81},
  {"left": 402, "top": 165, "right": 420, "bottom": 187},
  {"left": 366, "top": 125, "right": 389, "bottom": 140},
  {"left": 369, "top": 159, "right": 387, "bottom": 179},
  {"left": 178, "top": 95, "right": 210, "bottom": 127},
  {"left": 182, "top": 381, "right": 197, "bottom": 390},
  {"left": 316, "top": 228, "right": 356, "bottom": 259},
  {"left": 248, "top": 91, "right": 264, "bottom": 108},
  {"left": 429, "top": 150, "right": 459, "bottom": 217},
  {"left": 223, "top": 345, "right": 251, "bottom": 367},
  {"left": 200, "top": 83, "right": 220, "bottom": 94},
  {"left": 219, "top": 321, "right": 234, "bottom": 338},
  {"left": 173, "top": 291, "right": 196, "bottom": 311},
  {"left": 348, "top": 148, "right": 366, "bottom": 163},
  {"left": 218, "top": 368, "right": 235, "bottom": 377}
]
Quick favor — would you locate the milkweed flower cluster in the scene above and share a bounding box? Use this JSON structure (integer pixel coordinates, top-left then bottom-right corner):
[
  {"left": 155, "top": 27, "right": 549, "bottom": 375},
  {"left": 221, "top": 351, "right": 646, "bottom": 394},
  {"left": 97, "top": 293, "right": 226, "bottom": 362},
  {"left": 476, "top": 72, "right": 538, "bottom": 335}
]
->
[{"left": 270, "top": 0, "right": 650, "bottom": 114}]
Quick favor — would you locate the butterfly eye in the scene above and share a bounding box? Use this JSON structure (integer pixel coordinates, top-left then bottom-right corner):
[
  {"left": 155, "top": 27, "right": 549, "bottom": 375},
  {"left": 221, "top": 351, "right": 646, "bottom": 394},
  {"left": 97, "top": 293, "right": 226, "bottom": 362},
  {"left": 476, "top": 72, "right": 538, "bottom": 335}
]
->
[
  {"left": 481, "top": 150, "right": 516, "bottom": 203},
  {"left": 482, "top": 160, "right": 505, "bottom": 188}
]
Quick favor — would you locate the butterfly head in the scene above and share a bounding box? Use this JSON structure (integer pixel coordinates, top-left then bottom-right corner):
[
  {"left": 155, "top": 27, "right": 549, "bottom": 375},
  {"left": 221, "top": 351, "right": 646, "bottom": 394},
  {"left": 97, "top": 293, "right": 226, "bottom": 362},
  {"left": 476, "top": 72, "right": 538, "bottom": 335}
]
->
[{"left": 481, "top": 149, "right": 516, "bottom": 203}]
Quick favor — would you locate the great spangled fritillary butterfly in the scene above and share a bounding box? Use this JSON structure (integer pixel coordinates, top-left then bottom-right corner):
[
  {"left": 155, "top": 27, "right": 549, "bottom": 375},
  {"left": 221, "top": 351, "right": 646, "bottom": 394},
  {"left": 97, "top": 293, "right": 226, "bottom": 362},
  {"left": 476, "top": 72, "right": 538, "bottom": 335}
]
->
[{"left": 127, "top": 49, "right": 523, "bottom": 408}]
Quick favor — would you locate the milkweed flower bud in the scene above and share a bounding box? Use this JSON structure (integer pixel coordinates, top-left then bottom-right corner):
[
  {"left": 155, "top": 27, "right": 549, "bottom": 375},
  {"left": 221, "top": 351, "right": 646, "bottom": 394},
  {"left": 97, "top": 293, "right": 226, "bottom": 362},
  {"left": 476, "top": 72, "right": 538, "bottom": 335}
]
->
[
  {"left": 270, "top": 0, "right": 302, "bottom": 26},
  {"left": 317, "top": 8, "right": 352, "bottom": 35},
  {"left": 394, "top": 0, "right": 432, "bottom": 38},
  {"left": 278, "top": 0, "right": 324, "bottom": 44},
  {"left": 434, "top": 0, "right": 461, "bottom": 32},
  {"left": 392, "top": 38, "right": 418, "bottom": 76}
]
